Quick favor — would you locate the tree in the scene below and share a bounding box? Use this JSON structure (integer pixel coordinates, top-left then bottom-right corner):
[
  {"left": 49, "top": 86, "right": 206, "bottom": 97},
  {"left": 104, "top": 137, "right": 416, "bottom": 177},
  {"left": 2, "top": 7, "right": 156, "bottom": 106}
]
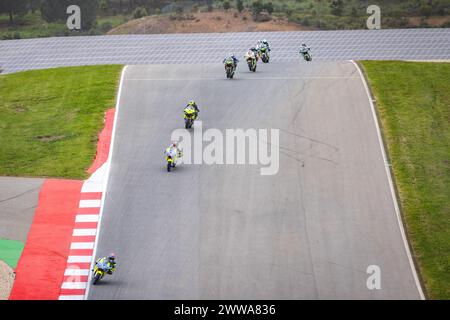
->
[
  {"left": 133, "top": 6, "right": 148, "bottom": 18},
  {"left": 223, "top": 1, "right": 231, "bottom": 11},
  {"left": 0, "top": 0, "right": 29, "bottom": 25},
  {"left": 99, "top": 0, "right": 109, "bottom": 14},
  {"left": 41, "top": 0, "right": 99, "bottom": 30},
  {"left": 330, "top": 0, "right": 344, "bottom": 16},
  {"left": 236, "top": 0, "right": 244, "bottom": 13},
  {"left": 252, "top": 0, "right": 263, "bottom": 15},
  {"left": 30, "top": 0, "right": 42, "bottom": 14},
  {"left": 264, "top": 2, "right": 274, "bottom": 15}
]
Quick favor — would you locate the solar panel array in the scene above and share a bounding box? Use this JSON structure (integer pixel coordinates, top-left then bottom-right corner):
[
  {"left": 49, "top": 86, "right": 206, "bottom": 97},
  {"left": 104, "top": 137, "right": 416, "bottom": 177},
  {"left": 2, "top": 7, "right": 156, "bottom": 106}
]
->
[{"left": 0, "top": 28, "right": 449, "bottom": 74}]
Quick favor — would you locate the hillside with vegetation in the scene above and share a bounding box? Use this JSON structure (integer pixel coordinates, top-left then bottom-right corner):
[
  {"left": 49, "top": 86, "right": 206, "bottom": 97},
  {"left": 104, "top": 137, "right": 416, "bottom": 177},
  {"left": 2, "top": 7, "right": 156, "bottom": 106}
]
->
[{"left": 0, "top": 0, "right": 449, "bottom": 39}]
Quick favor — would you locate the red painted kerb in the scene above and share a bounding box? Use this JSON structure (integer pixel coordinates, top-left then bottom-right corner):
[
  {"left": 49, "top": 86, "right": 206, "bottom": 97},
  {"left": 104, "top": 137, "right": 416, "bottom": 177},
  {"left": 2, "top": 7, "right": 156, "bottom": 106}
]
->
[
  {"left": 9, "top": 179, "right": 83, "bottom": 300},
  {"left": 9, "top": 108, "right": 115, "bottom": 300},
  {"left": 88, "top": 108, "right": 115, "bottom": 174}
]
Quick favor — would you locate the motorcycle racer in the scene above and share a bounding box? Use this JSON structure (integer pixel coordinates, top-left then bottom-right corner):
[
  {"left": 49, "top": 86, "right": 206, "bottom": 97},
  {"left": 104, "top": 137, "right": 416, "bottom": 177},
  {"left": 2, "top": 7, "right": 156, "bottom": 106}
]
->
[
  {"left": 185, "top": 100, "right": 200, "bottom": 119},
  {"left": 164, "top": 141, "right": 183, "bottom": 164},
  {"left": 257, "top": 39, "right": 271, "bottom": 52},
  {"left": 93, "top": 253, "right": 116, "bottom": 275},
  {"left": 223, "top": 53, "right": 239, "bottom": 68},
  {"left": 299, "top": 43, "right": 311, "bottom": 55},
  {"left": 249, "top": 46, "right": 260, "bottom": 61}
]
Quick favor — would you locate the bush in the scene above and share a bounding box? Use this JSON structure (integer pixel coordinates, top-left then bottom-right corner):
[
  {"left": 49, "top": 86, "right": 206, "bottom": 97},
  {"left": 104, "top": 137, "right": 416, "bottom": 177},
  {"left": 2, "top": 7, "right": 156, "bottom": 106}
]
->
[
  {"left": 99, "top": 0, "right": 108, "bottom": 14},
  {"left": 420, "top": 5, "right": 433, "bottom": 17},
  {"left": 301, "top": 16, "right": 311, "bottom": 27},
  {"left": 98, "top": 22, "right": 113, "bottom": 33},
  {"left": 330, "top": 0, "right": 344, "bottom": 16},
  {"left": 133, "top": 6, "right": 148, "bottom": 19},
  {"left": 224, "top": 1, "right": 231, "bottom": 10},
  {"left": 254, "top": 11, "right": 272, "bottom": 22},
  {"left": 236, "top": 0, "right": 244, "bottom": 13},
  {"left": 175, "top": 5, "right": 183, "bottom": 14},
  {"left": 265, "top": 2, "right": 274, "bottom": 15},
  {"left": 252, "top": 0, "right": 264, "bottom": 15}
]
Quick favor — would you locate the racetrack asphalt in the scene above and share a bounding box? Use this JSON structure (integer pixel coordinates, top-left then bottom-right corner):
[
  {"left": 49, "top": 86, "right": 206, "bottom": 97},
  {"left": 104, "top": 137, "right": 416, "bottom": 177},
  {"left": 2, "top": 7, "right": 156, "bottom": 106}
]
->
[
  {"left": 0, "top": 177, "right": 43, "bottom": 243},
  {"left": 88, "top": 61, "right": 422, "bottom": 299}
]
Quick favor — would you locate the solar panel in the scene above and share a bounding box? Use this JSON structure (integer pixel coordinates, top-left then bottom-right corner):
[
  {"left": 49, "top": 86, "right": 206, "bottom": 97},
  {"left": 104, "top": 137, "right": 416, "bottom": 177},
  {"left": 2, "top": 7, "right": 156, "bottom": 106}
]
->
[{"left": 0, "top": 29, "right": 449, "bottom": 74}]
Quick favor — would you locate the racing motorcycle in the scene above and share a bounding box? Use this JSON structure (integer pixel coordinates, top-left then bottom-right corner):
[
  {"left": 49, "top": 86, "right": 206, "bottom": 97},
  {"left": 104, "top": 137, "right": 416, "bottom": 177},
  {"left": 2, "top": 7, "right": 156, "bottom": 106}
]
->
[
  {"left": 224, "top": 58, "right": 235, "bottom": 79},
  {"left": 165, "top": 145, "right": 181, "bottom": 172},
  {"left": 260, "top": 47, "right": 270, "bottom": 63},
  {"left": 184, "top": 107, "right": 197, "bottom": 129},
  {"left": 245, "top": 51, "right": 257, "bottom": 72},
  {"left": 92, "top": 260, "right": 109, "bottom": 285}
]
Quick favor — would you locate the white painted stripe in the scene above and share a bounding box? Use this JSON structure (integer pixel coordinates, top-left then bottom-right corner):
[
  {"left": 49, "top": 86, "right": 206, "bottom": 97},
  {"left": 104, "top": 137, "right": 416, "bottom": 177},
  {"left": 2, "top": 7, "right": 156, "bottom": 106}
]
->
[
  {"left": 61, "top": 282, "right": 87, "bottom": 289},
  {"left": 75, "top": 214, "right": 99, "bottom": 223},
  {"left": 67, "top": 256, "right": 92, "bottom": 263},
  {"left": 59, "top": 295, "right": 85, "bottom": 300},
  {"left": 70, "top": 242, "right": 95, "bottom": 250},
  {"left": 81, "top": 181, "right": 103, "bottom": 193},
  {"left": 351, "top": 60, "right": 425, "bottom": 300},
  {"left": 64, "top": 269, "right": 90, "bottom": 276},
  {"left": 72, "top": 228, "right": 97, "bottom": 236},
  {"left": 85, "top": 65, "right": 128, "bottom": 300},
  {"left": 79, "top": 199, "right": 101, "bottom": 208}
]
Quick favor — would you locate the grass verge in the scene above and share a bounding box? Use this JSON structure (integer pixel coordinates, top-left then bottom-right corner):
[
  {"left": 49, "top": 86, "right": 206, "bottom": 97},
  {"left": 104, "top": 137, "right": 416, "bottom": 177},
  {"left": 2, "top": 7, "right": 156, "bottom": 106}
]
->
[
  {"left": 0, "top": 65, "right": 123, "bottom": 179},
  {"left": 360, "top": 61, "right": 450, "bottom": 299}
]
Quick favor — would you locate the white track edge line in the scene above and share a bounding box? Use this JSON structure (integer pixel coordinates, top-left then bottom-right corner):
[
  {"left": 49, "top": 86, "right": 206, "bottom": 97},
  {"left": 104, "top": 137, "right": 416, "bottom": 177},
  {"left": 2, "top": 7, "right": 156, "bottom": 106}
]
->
[
  {"left": 83, "top": 65, "right": 128, "bottom": 300},
  {"left": 350, "top": 60, "right": 425, "bottom": 300}
]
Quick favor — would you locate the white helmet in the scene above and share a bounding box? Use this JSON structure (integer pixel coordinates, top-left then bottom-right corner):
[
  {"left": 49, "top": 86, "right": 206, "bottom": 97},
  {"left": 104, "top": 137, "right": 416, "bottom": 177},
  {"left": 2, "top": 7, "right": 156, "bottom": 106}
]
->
[{"left": 263, "top": 39, "right": 267, "bottom": 43}]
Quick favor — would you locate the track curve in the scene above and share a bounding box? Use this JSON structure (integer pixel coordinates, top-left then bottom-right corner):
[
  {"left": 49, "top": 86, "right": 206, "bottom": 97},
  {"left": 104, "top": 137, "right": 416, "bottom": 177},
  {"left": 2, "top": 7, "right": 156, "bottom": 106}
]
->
[{"left": 88, "top": 61, "right": 421, "bottom": 299}]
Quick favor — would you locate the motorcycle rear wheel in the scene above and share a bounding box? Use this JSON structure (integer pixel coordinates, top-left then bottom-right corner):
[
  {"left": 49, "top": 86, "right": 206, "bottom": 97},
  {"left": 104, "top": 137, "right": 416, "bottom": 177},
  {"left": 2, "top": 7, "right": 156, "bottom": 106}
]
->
[{"left": 92, "top": 273, "right": 101, "bottom": 285}]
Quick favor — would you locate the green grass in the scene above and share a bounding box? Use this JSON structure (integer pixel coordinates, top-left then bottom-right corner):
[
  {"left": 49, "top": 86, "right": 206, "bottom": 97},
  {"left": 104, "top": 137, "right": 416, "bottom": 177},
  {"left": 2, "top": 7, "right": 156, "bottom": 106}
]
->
[
  {"left": 0, "top": 65, "right": 123, "bottom": 179},
  {"left": 0, "top": 239, "right": 24, "bottom": 269},
  {"left": 361, "top": 61, "right": 450, "bottom": 299}
]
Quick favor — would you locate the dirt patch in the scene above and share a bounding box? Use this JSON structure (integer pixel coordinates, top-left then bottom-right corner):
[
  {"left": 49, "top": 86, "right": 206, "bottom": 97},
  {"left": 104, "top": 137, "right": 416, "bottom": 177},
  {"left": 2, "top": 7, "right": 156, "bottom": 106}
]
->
[
  {"left": 108, "top": 9, "right": 313, "bottom": 35},
  {"left": 0, "top": 260, "right": 14, "bottom": 300},
  {"left": 408, "top": 15, "right": 450, "bottom": 27},
  {"left": 13, "top": 104, "right": 28, "bottom": 113},
  {"left": 35, "top": 135, "right": 66, "bottom": 142}
]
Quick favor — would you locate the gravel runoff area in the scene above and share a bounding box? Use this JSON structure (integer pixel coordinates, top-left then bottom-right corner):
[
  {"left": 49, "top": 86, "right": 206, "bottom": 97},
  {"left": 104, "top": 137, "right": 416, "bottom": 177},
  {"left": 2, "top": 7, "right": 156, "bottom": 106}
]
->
[{"left": 0, "top": 261, "right": 14, "bottom": 300}]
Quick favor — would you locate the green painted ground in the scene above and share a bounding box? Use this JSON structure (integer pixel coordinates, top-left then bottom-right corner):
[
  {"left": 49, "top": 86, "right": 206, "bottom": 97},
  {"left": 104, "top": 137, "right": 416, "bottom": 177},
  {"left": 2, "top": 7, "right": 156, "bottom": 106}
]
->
[
  {"left": 0, "top": 65, "right": 123, "bottom": 179},
  {"left": 361, "top": 61, "right": 450, "bottom": 300},
  {"left": 0, "top": 239, "right": 24, "bottom": 269}
]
